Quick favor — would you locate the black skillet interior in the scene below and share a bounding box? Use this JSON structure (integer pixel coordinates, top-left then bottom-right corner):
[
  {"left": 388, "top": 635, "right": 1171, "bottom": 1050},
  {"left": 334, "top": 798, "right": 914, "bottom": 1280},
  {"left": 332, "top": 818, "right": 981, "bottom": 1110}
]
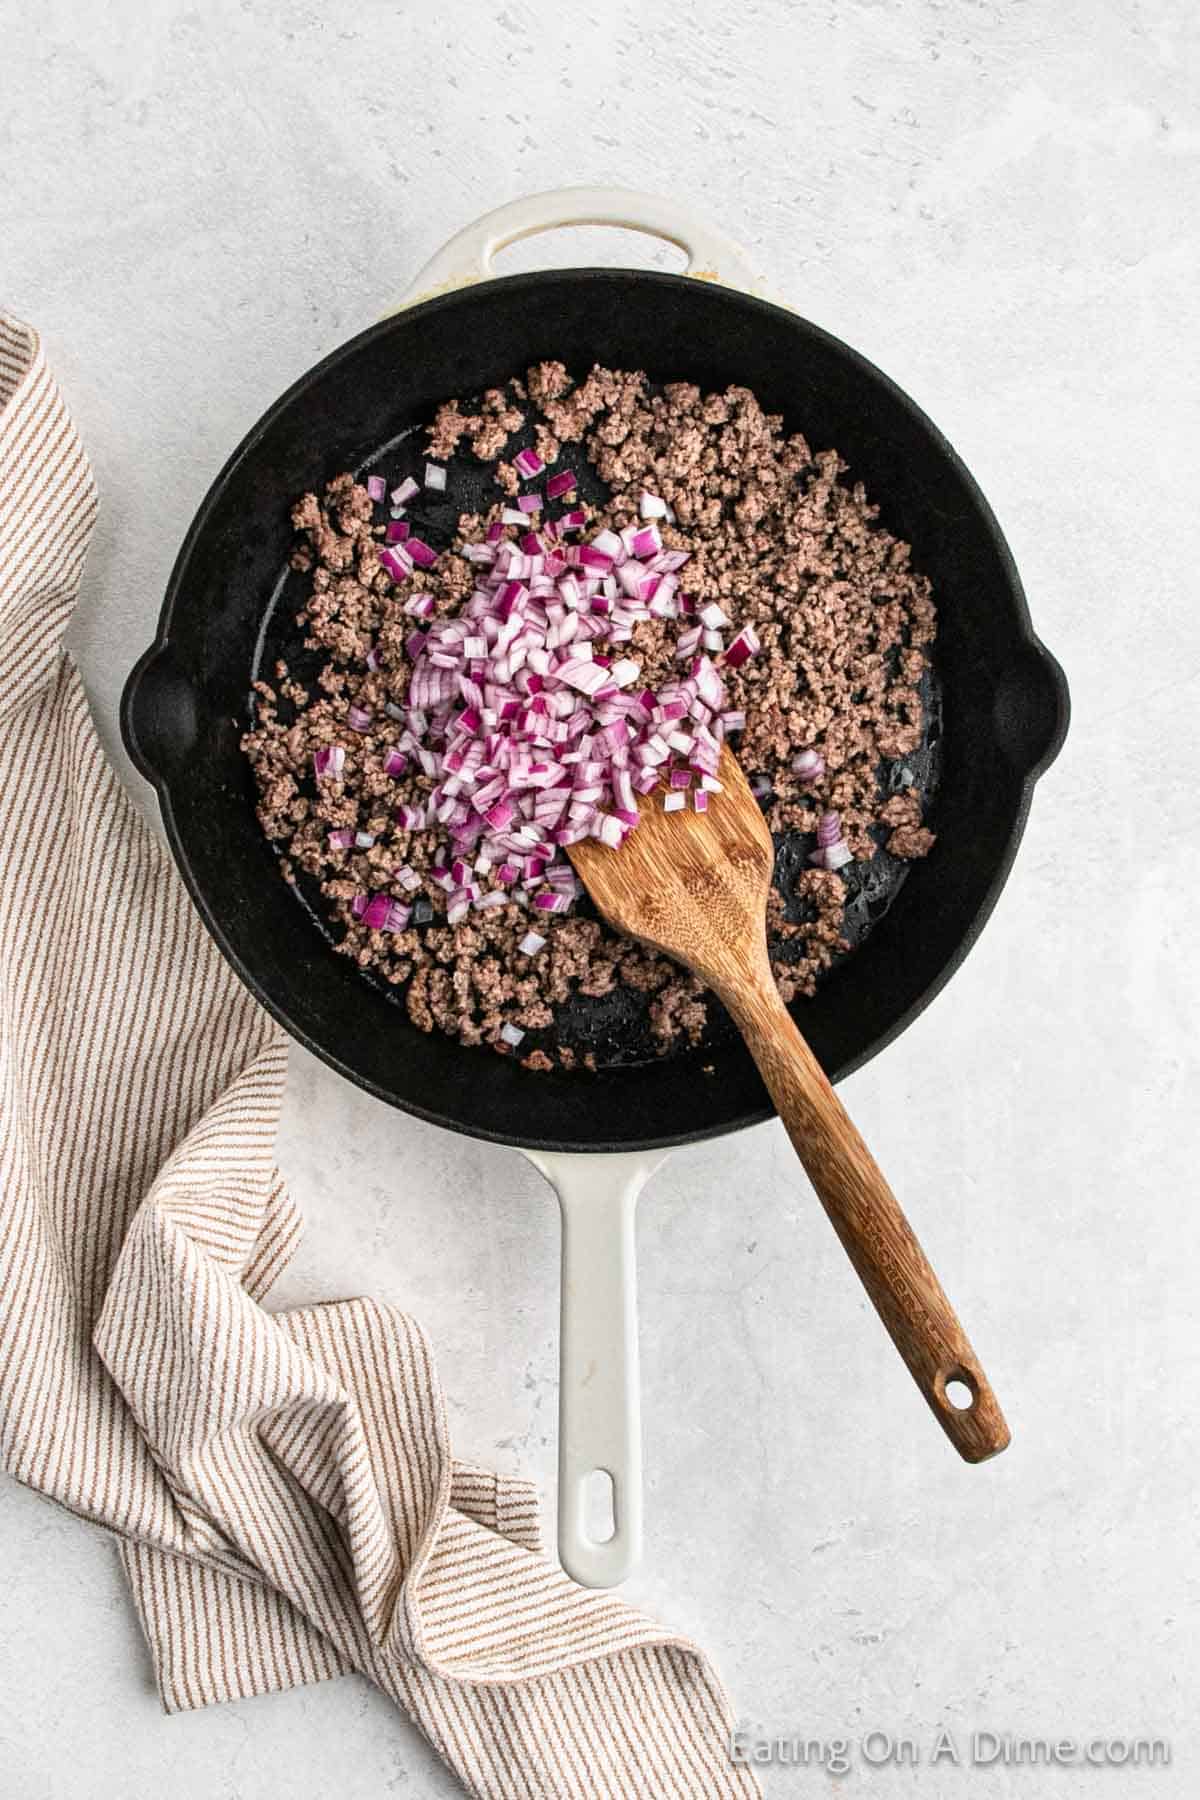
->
[{"left": 122, "top": 271, "right": 1068, "bottom": 1153}]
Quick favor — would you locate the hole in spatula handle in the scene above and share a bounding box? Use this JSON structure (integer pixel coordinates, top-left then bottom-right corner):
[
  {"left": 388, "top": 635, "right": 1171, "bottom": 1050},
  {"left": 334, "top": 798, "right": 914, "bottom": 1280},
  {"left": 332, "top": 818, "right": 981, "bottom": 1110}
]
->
[{"left": 939, "top": 1368, "right": 978, "bottom": 1412}]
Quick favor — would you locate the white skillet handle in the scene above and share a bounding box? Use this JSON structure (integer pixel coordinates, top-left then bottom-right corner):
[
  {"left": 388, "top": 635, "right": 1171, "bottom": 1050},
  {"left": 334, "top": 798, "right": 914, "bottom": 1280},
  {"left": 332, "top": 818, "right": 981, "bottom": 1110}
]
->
[
  {"left": 396, "top": 186, "right": 759, "bottom": 309},
  {"left": 525, "top": 1149, "right": 666, "bottom": 1587}
]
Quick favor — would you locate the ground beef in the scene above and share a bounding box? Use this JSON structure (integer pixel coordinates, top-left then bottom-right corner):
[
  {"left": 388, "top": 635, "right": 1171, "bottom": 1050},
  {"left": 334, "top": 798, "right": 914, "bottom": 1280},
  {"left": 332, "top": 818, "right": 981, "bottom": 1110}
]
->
[
  {"left": 425, "top": 402, "right": 474, "bottom": 461},
  {"left": 427, "top": 391, "right": 526, "bottom": 464},
  {"left": 468, "top": 387, "right": 525, "bottom": 462},
  {"left": 243, "top": 363, "right": 937, "bottom": 1070}
]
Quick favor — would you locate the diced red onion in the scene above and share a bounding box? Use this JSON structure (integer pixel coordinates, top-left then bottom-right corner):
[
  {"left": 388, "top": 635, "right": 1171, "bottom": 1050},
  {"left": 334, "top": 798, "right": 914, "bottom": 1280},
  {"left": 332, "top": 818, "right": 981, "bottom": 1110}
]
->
[
  {"left": 816, "top": 810, "right": 842, "bottom": 848},
  {"left": 424, "top": 462, "right": 447, "bottom": 491},
  {"left": 517, "top": 493, "right": 542, "bottom": 514},
  {"left": 328, "top": 827, "right": 355, "bottom": 850},
  {"left": 386, "top": 520, "right": 410, "bottom": 544},
  {"left": 645, "top": 549, "right": 686, "bottom": 575},
  {"left": 362, "top": 892, "right": 409, "bottom": 931},
  {"left": 500, "top": 1021, "right": 526, "bottom": 1047},
  {"left": 391, "top": 477, "right": 420, "bottom": 505},
  {"left": 346, "top": 705, "right": 372, "bottom": 733},
  {"left": 313, "top": 745, "right": 346, "bottom": 780},
  {"left": 513, "top": 448, "right": 544, "bottom": 479},
  {"left": 351, "top": 514, "right": 779, "bottom": 909},
  {"left": 546, "top": 471, "right": 577, "bottom": 498},
  {"left": 792, "top": 748, "right": 825, "bottom": 781},
  {"left": 380, "top": 546, "right": 413, "bottom": 581},
  {"left": 724, "top": 624, "right": 761, "bottom": 668},
  {"left": 639, "top": 491, "right": 668, "bottom": 520},
  {"left": 366, "top": 474, "right": 386, "bottom": 502},
  {"left": 518, "top": 931, "right": 546, "bottom": 956}
]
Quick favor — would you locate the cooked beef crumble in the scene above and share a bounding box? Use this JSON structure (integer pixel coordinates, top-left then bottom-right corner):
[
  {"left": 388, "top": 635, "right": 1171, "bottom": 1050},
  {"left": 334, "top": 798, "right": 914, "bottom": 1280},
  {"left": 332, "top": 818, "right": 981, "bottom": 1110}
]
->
[{"left": 243, "top": 365, "right": 936, "bottom": 1070}]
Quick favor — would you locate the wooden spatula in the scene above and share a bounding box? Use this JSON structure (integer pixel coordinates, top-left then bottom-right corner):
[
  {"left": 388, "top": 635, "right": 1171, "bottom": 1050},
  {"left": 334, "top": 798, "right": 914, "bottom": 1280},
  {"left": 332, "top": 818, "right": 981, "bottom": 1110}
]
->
[{"left": 568, "top": 745, "right": 1010, "bottom": 1463}]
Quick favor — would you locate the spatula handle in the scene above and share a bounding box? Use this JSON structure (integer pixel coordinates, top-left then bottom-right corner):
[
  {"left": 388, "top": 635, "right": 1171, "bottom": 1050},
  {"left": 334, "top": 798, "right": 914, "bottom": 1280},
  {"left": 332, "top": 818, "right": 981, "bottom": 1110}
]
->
[{"left": 728, "top": 971, "right": 1010, "bottom": 1462}]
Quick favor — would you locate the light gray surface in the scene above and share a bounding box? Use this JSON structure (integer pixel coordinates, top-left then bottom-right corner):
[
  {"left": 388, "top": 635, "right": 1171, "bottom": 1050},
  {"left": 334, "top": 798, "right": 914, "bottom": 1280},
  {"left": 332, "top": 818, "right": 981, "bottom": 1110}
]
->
[{"left": 1, "top": 1, "right": 1197, "bottom": 1795}]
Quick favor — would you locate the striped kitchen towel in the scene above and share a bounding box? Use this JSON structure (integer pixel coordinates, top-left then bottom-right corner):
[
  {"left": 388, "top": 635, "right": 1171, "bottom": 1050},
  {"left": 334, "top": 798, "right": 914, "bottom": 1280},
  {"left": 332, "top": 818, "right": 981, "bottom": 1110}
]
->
[{"left": 0, "top": 311, "right": 759, "bottom": 1800}]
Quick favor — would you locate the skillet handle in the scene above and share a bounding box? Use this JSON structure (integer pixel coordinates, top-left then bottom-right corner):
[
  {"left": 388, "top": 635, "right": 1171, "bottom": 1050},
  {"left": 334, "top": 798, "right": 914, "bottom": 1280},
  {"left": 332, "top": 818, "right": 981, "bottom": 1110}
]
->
[
  {"left": 395, "top": 187, "right": 759, "bottom": 309},
  {"left": 524, "top": 1148, "right": 667, "bottom": 1588}
]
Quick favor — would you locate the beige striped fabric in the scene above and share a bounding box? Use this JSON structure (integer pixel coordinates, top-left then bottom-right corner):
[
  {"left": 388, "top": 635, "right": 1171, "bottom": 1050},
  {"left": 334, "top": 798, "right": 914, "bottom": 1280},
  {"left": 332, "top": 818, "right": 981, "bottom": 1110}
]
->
[{"left": 0, "top": 312, "right": 760, "bottom": 1800}]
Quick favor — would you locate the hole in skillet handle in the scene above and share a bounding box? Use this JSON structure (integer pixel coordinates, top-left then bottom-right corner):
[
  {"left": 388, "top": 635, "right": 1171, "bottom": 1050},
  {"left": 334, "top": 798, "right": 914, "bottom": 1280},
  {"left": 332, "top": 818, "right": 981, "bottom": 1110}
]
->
[
  {"left": 120, "top": 645, "right": 199, "bottom": 786},
  {"left": 583, "top": 1468, "right": 617, "bottom": 1545},
  {"left": 992, "top": 637, "right": 1070, "bottom": 781}
]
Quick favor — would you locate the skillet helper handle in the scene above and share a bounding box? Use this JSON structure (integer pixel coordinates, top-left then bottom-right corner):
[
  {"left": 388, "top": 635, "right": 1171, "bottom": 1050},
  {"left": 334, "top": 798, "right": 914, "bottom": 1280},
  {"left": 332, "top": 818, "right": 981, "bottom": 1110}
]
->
[
  {"left": 725, "top": 966, "right": 1010, "bottom": 1463},
  {"left": 397, "top": 186, "right": 760, "bottom": 308}
]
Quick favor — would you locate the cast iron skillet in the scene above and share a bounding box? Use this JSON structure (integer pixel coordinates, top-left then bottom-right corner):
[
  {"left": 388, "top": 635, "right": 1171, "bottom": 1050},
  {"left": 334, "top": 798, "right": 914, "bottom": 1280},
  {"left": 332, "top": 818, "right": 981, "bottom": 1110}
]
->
[
  {"left": 122, "top": 268, "right": 1068, "bottom": 1155},
  {"left": 124, "top": 262, "right": 1072, "bottom": 1152},
  {"left": 123, "top": 198, "right": 1071, "bottom": 1588}
]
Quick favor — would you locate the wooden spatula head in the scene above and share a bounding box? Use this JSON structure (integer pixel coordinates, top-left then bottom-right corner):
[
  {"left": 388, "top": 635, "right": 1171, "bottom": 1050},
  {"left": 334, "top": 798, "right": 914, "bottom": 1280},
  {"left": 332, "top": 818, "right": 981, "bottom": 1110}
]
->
[{"left": 567, "top": 745, "right": 774, "bottom": 997}]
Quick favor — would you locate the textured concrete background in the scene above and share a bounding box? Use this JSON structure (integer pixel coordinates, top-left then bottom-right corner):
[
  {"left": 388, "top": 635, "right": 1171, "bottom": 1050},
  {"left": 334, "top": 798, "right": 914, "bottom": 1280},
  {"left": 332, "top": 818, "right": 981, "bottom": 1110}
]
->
[{"left": 2, "top": 1, "right": 1198, "bottom": 1795}]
